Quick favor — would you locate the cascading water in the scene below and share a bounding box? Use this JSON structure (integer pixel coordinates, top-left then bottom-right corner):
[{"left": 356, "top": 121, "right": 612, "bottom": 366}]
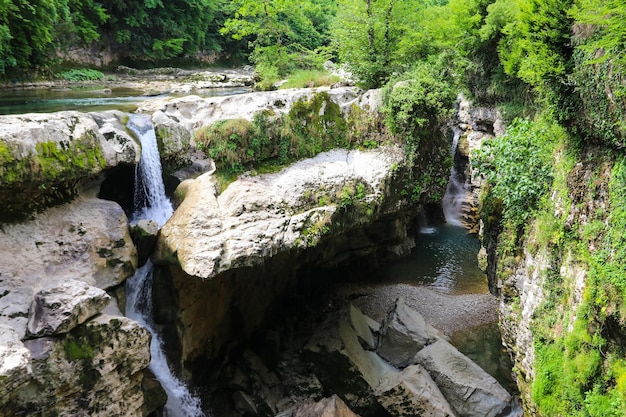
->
[
  {"left": 125, "top": 114, "right": 205, "bottom": 417},
  {"left": 441, "top": 127, "right": 469, "bottom": 226}
]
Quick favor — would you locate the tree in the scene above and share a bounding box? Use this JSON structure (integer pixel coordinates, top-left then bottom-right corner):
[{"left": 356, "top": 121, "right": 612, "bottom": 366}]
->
[
  {"left": 221, "top": 0, "right": 335, "bottom": 84},
  {"left": 332, "top": 0, "right": 401, "bottom": 88},
  {"left": 0, "top": 0, "right": 67, "bottom": 75}
]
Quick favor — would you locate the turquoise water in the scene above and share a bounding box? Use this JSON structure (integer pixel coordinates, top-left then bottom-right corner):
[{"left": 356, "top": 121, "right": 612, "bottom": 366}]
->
[{"left": 371, "top": 224, "right": 489, "bottom": 295}]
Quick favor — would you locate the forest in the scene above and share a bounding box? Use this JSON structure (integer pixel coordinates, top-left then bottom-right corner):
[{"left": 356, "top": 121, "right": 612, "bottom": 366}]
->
[{"left": 2, "top": 0, "right": 626, "bottom": 416}]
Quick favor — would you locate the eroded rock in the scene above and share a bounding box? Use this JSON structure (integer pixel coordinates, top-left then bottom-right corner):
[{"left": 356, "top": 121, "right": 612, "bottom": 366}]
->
[
  {"left": 2, "top": 315, "right": 154, "bottom": 417},
  {"left": 153, "top": 147, "right": 405, "bottom": 280},
  {"left": 0, "top": 197, "right": 137, "bottom": 338},
  {"left": 26, "top": 280, "right": 111, "bottom": 338},
  {"left": 0, "top": 325, "right": 32, "bottom": 400},
  {"left": 0, "top": 111, "right": 140, "bottom": 221}
]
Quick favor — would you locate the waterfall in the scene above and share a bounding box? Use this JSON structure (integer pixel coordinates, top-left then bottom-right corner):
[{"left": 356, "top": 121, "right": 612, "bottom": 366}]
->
[
  {"left": 441, "top": 128, "right": 468, "bottom": 226},
  {"left": 125, "top": 114, "right": 205, "bottom": 417}
]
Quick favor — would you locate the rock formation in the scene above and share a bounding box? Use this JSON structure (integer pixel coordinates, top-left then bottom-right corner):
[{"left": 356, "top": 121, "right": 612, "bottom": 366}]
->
[
  {"left": 304, "top": 301, "right": 513, "bottom": 417},
  {"left": 0, "top": 110, "right": 163, "bottom": 415}
]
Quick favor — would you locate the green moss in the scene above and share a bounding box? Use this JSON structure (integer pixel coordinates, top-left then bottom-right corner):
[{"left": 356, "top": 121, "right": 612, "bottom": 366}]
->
[
  {"left": 64, "top": 340, "right": 94, "bottom": 361},
  {"left": 195, "top": 92, "right": 393, "bottom": 177}
]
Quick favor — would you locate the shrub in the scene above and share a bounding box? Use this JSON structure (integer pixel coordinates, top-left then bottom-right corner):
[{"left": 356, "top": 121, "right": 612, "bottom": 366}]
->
[
  {"left": 473, "top": 117, "right": 559, "bottom": 229},
  {"left": 57, "top": 69, "right": 104, "bottom": 81}
]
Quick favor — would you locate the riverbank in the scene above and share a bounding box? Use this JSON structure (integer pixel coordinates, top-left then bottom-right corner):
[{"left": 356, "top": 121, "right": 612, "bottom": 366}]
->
[{"left": 0, "top": 66, "right": 255, "bottom": 95}]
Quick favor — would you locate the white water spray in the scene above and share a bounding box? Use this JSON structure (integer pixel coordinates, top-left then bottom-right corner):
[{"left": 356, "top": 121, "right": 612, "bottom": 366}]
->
[
  {"left": 125, "top": 114, "right": 204, "bottom": 417},
  {"left": 441, "top": 128, "right": 469, "bottom": 226}
]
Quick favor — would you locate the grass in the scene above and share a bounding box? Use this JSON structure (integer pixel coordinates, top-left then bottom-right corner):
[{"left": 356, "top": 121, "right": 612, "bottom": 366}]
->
[{"left": 279, "top": 69, "right": 340, "bottom": 89}]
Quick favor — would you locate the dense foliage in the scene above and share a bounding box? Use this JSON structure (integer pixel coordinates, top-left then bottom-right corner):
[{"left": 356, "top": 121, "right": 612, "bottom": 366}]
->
[
  {"left": 3, "top": 0, "right": 626, "bottom": 413},
  {"left": 0, "top": 0, "right": 228, "bottom": 76}
]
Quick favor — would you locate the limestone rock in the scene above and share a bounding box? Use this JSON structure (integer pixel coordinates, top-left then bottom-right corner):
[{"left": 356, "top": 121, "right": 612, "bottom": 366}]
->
[
  {"left": 0, "top": 197, "right": 137, "bottom": 338},
  {"left": 0, "top": 111, "right": 140, "bottom": 221},
  {"left": 131, "top": 219, "right": 159, "bottom": 267},
  {"left": 153, "top": 147, "right": 405, "bottom": 280},
  {"left": 2, "top": 315, "right": 152, "bottom": 417},
  {"left": 349, "top": 304, "right": 377, "bottom": 350},
  {"left": 0, "top": 325, "right": 32, "bottom": 399},
  {"left": 152, "top": 109, "right": 193, "bottom": 169},
  {"left": 26, "top": 280, "right": 111, "bottom": 337},
  {"left": 91, "top": 110, "right": 142, "bottom": 166},
  {"left": 278, "top": 395, "right": 361, "bottom": 417},
  {"left": 376, "top": 297, "right": 439, "bottom": 368},
  {"left": 415, "top": 339, "right": 512, "bottom": 417},
  {"left": 375, "top": 364, "right": 456, "bottom": 417},
  {"left": 139, "top": 87, "right": 368, "bottom": 132}
]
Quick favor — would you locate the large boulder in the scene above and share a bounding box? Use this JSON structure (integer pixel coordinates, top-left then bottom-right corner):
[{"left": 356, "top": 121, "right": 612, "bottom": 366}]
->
[
  {"left": 415, "top": 339, "right": 512, "bottom": 417},
  {"left": 0, "top": 197, "right": 137, "bottom": 338},
  {"left": 0, "top": 110, "right": 140, "bottom": 221},
  {"left": 376, "top": 297, "right": 440, "bottom": 368},
  {"left": 153, "top": 146, "right": 405, "bottom": 280},
  {"left": 2, "top": 315, "right": 154, "bottom": 417},
  {"left": 26, "top": 280, "right": 111, "bottom": 338},
  {"left": 375, "top": 364, "right": 456, "bottom": 417}
]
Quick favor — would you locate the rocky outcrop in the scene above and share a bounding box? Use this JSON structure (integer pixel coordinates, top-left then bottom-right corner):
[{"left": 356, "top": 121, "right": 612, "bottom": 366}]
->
[
  {"left": 0, "top": 196, "right": 157, "bottom": 415},
  {"left": 2, "top": 314, "right": 154, "bottom": 417},
  {"left": 150, "top": 144, "right": 419, "bottom": 376},
  {"left": 154, "top": 146, "right": 405, "bottom": 279},
  {"left": 0, "top": 197, "right": 136, "bottom": 338},
  {"left": 0, "top": 110, "right": 140, "bottom": 221},
  {"left": 304, "top": 302, "right": 512, "bottom": 417},
  {"left": 138, "top": 86, "right": 381, "bottom": 174},
  {"left": 26, "top": 280, "right": 111, "bottom": 338}
]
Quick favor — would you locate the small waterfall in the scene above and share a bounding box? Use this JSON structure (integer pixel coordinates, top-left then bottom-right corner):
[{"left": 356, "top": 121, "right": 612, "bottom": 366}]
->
[
  {"left": 130, "top": 114, "right": 173, "bottom": 226},
  {"left": 442, "top": 128, "right": 469, "bottom": 226},
  {"left": 125, "top": 114, "right": 204, "bottom": 417}
]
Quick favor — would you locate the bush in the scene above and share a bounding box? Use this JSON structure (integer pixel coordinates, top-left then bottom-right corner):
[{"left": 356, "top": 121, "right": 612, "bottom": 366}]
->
[
  {"left": 279, "top": 69, "right": 340, "bottom": 89},
  {"left": 473, "top": 117, "right": 559, "bottom": 229},
  {"left": 57, "top": 69, "right": 104, "bottom": 81}
]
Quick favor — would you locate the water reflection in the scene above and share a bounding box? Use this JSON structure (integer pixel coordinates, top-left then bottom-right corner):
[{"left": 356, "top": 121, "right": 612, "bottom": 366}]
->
[
  {"left": 378, "top": 224, "right": 488, "bottom": 294},
  {"left": 0, "top": 86, "right": 251, "bottom": 115}
]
